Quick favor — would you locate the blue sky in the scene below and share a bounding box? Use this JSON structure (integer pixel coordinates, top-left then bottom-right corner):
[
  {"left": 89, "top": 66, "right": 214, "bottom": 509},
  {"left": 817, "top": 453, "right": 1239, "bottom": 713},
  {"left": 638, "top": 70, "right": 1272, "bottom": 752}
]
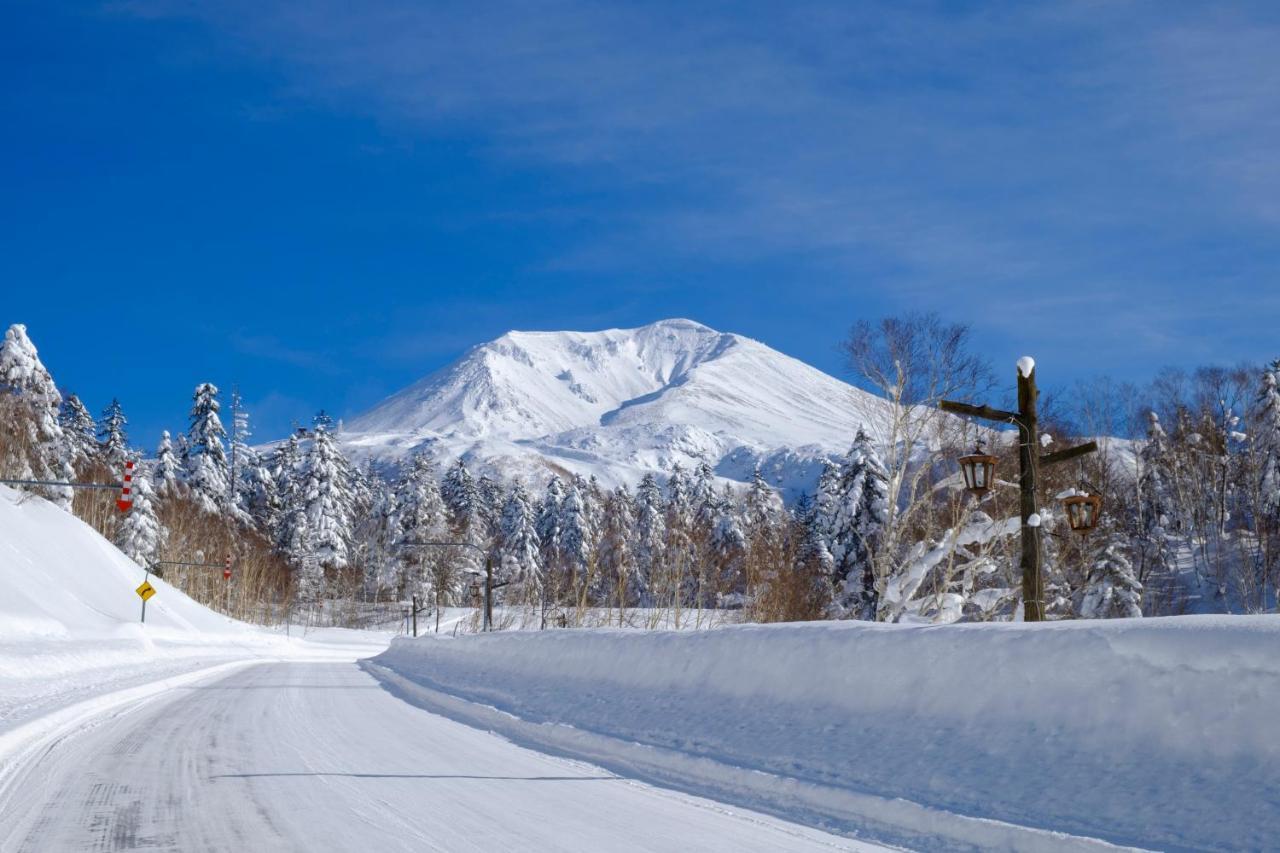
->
[{"left": 3, "top": 1, "right": 1278, "bottom": 447}]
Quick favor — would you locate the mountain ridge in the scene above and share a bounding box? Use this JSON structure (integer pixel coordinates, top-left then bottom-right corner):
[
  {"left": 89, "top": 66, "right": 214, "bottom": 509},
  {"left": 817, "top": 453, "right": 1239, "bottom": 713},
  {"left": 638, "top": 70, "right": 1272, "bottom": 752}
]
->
[{"left": 340, "top": 318, "right": 892, "bottom": 498}]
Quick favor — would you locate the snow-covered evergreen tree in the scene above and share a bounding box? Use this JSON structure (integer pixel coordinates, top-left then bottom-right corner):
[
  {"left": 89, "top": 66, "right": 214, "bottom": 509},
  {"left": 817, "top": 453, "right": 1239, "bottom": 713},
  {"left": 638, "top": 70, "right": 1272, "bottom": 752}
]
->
[
  {"left": 225, "top": 388, "right": 259, "bottom": 524},
  {"left": 558, "top": 478, "right": 590, "bottom": 598},
  {"left": 442, "top": 458, "right": 480, "bottom": 542},
  {"left": 98, "top": 398, "right": 129, "bottom": 468},
  {"left": 1077, "top": 532, "right": 1143, "bottom": 619},
  {"left": 58, "top": 394, "right": 98, "bottom": 471},
  {"left": 794, "top": 493, "right": 835, "bottom": 607},
  {"left": 498, "top": 482, "right": 541, "bottom": 600},
  {"left": 114, "top": 471, "right": 166, "bottom": 566},
  {"left": 632, "top": 473, "right": 666, "bottom": 605},
  {"left": 271, "top": 433, "right": 305, "bottom": 555},
  {"left": 152, "top": 431, "right": 183, "bottom": 496},
  {"left": 829, "top": 427, "right": 890, "bottom": 619},
  {"left": 0, "top": 324, "right": 73, "bottom": 509},
  {"left": 294, "top": 425, "right": 358, "bottom": 576},
  {"left": 476, "top": 473, "right": 503, "bottom": 542},
  {"left": 394, "top": 454, "right": 447, "bottom": 544},
  {"left": 708, "top": 484, "right": 746, "bottom": 603},
  {"left": 743, "top": 466, "right": 782, "bottom": 535},
  {"left": 183, "top": 383, "right": 229, "bottom": 513},
  {"left": 536, "top": 477, "right": 564, "bottom": 598},
  {"left": 1137, "top": 411, "right": 1177, "bottom": 578},
  {"left": 598, "top": 487, "right": 636, "bottom": 608}
]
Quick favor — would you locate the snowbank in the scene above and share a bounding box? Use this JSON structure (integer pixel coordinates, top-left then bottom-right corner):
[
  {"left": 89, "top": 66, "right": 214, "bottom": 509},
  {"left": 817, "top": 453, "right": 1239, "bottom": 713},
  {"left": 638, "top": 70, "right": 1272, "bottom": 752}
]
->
[
  {"left": 371, "top": 616, "right": 1280, "bottom": 850},
  {"left": 0, "top": 486, "right": 386, "bottom": 735}
]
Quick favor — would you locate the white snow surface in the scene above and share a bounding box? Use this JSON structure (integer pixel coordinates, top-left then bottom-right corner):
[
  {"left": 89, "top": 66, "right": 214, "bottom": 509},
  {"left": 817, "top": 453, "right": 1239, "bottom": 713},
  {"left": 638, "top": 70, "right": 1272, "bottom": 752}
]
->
[
  {"left": 0, "top": 485, "right": 872, "bottom": 852},
  {"left": 340, "top": 319, "right": 896, "bottom": 496},
  {"left": 0, "top": 485, "right": 385, "bottom": 737},
  {"left": 372, "top": 617, "right": 1280, "bottom": 851}
]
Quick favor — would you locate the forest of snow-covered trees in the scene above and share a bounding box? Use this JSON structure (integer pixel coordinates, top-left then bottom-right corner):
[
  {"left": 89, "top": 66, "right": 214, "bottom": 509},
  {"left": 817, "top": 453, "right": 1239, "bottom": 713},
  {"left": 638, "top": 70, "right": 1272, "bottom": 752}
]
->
[{"left": 3, "top": 319, "right": 1279, "bottom": 629}]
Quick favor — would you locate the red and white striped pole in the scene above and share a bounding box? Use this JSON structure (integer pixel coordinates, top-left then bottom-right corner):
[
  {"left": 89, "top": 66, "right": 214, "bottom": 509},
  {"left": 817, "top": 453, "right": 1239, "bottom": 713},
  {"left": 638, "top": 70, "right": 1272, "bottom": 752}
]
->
[
  {"left": 116, "top": 461, "right": 135, "bottom": 513},
  {"left": 224, "top": 554, "right": 232, "bottom": 581}
]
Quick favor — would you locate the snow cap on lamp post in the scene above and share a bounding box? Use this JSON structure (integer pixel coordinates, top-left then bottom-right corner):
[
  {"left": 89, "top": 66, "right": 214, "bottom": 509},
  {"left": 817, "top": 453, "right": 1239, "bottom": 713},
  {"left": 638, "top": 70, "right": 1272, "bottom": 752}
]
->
[{"left": 958, "top": 438, "right": 998, "bottom": 495}]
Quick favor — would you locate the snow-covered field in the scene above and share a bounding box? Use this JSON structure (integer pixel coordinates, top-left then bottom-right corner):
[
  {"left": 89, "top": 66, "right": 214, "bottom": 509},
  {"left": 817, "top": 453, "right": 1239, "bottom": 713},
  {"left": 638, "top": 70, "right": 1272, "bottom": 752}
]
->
[{"left": 370, "top": 616, "right": 1280, "bottom": 851}]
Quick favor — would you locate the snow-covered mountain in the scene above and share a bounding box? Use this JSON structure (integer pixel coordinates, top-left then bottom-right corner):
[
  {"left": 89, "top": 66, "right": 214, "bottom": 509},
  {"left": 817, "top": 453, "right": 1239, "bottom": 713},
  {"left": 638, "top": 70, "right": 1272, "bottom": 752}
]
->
[{"left": 341, "top": 319, "right": 890, "bottom": 497}]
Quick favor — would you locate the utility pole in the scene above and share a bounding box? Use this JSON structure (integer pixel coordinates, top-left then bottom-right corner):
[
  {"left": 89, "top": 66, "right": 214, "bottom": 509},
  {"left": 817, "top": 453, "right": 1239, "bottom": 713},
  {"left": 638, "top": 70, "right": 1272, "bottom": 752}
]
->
[
  {"left": 396, "top": 540, "right": 507, "bottom": 632},
  {"left": 941, "top": 357, "right": 1098, "bottom": 622}
]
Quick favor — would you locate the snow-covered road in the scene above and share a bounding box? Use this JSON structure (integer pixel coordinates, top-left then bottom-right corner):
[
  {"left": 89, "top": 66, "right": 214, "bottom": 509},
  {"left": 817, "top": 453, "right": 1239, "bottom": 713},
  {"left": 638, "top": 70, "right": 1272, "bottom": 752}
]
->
[{"left": 0, "top": 660, "right": 876, "bottom": 852}]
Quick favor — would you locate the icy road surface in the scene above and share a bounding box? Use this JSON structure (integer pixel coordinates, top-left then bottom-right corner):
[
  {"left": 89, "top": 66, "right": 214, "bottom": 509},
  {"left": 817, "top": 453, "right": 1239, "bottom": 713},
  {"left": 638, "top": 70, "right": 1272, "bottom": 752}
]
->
[{"left": 0, "top": 661, "right": 877, "bottom": 852}]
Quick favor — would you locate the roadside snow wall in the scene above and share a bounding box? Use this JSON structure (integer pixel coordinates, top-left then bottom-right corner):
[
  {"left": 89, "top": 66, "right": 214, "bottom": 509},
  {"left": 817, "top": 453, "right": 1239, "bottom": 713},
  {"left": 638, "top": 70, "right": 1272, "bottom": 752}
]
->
[{"left": 372, "top": 617, "right": 1280, "bottom": 851}]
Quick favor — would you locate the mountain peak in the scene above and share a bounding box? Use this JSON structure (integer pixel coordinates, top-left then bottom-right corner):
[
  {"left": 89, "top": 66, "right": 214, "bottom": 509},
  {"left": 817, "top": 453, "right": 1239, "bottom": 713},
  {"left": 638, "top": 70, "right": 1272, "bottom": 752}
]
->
[{"left": 342, "top": 320, "right": 889, "bottom": 497}]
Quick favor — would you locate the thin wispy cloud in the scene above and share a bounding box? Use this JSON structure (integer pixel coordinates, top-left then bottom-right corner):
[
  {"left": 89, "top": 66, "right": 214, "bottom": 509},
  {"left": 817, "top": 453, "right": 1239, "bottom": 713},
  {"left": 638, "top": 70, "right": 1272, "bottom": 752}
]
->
[{"left": 119, "top": 0, "right": 1279, "bottom": 370}]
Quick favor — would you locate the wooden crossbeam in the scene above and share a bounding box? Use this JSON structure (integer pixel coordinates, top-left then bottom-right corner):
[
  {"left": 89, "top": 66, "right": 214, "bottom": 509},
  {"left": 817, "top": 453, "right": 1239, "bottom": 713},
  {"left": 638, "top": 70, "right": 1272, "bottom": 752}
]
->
[
  {"left": 938, "top": 400, "right": 1019, "bottom": 423},
  {"left": 1039, "top": 441, "right": 1099, "bottom": 467}
]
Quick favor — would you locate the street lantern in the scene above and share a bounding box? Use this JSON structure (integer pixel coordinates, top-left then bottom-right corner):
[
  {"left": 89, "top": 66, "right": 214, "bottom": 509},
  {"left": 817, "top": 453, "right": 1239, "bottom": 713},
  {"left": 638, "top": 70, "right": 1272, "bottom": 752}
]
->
[
  {"left": 957, "top": 445, "right": 998, "bottom": 495},
  {"left": 1062, "top": 493, "right": 1102, "bottom": 533}
]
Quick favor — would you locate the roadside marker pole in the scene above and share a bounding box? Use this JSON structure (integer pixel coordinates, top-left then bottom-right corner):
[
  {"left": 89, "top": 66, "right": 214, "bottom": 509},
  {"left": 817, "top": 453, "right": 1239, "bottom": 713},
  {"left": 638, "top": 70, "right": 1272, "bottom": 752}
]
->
[{"left": 116, "top": 461, "right": 135, "bottom": 512}]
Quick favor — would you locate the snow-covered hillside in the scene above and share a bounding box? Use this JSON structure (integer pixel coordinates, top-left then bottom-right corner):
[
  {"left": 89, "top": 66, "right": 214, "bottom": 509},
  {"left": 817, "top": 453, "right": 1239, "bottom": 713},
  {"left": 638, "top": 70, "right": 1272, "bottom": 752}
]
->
[
  {"left": 341, "top": 319, "right": 892, "bottom": 496},
  {"left": 0, "top": 485, "right": 383, "bottom": 739}
]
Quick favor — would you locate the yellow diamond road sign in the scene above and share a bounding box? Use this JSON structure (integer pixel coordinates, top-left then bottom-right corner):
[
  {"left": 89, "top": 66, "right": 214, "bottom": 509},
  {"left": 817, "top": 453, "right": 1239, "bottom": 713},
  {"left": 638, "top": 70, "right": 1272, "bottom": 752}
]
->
[{"left": 136, "top": 580, "right": 156, "bottom": 601}]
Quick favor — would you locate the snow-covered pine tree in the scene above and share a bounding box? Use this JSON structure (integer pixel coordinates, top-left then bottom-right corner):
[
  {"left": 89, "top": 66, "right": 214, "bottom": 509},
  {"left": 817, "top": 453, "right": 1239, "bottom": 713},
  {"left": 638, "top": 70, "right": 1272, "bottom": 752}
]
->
[
  {"left": 476, "top": 474, "right": 503, "bottom": 542},
  {"left": 743, "top": 466, "right": 782, "bottom": 535},
  {"left": 114, "top": 471, "right": 166, "bottom": 566},
  {"left": 293, "top": 425, "right": 358, "bottom": 592},
  {"left": 794, "top": 493, "right": 835, "bottom": 612},
  {"left": 660, "top": 464, "right": 694, "bottom": 602},
  {"left": 708, "top": 484, "right": 747, "bottom": 605},
  {"left": 441, "top": 458, "right": 480, "bottom": 543},
  {"left": 1137, "top": 411, "right": 1177, "bottom": 582},
  {"left": 388, "top": 454, "right": 446, "bottom": 600},
  {"left": 58, "top": 394, "right": 98, "bottom": 472},
  {"left": 632, "top": 473, "right": 666, "bottom": 606},
  {"left": 184, "top": 383, "right": 229, "bottom": 513},
  {"left": 574, "top": 473, "right": 603, "bottom": 560},
  {"left": 386, "top": 455, "right": 437, "bottom": 597},
  {"left": 394, "top": 453, "right": 447, "bottom": 544},
  {"left": 829, "top": 427, "right": 890, "bottom": 620},
  {"left": 98, "top": 398, "right": 129, "bottom": 468},
  {"left": 558, "top": 478, "right": 590, "bottom": 602},
  {"left": 742, "top": 466, "right": 785, "bottom": 612},
  {"left": 497, "top": 482, "right": 541, "bottom": 603},
  {"left": 536, "top": 477, "right": 564, "bottom": 601},
  {"left": 1077, "top": 531, "right": 1143, "bottom": 619},
  {"left": 153, "top": 431, "right": 183, "bottom": 496},
  {"left": 598, "top": 487, "right": 636, "bottom": 613},
  {"left": 269, "top": 433, "right": 303, "bottom": 540},
  {"left": 224, "top": 388, "right": 259, "bottom": 525},
  {"left": 0, "top": 324, "right": 74, "bottom": 509}
]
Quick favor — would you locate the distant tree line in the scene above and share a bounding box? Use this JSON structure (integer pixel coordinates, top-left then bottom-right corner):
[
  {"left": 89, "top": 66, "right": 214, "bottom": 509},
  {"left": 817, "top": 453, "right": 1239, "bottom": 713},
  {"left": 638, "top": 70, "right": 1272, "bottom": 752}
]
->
[{"left": 4, "top": 319, "right": 1278, "bottom": 627}]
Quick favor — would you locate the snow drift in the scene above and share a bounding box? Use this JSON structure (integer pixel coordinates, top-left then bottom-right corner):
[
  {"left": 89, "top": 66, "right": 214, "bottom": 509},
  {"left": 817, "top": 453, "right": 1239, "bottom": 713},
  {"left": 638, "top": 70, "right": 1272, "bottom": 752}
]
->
[
  {"left": 0, "top": 486, "right": 380, "bottom": 738},
  {"left": 371, "top": 617, "right": 1280, "bottom": 851}
]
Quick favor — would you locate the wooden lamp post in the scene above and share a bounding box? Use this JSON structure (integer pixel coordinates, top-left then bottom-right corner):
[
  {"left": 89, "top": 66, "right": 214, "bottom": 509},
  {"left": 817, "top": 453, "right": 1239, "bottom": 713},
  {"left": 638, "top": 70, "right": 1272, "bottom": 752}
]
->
[{"left": 941, "top": 357, "right": 1098, "bottom": 622}]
